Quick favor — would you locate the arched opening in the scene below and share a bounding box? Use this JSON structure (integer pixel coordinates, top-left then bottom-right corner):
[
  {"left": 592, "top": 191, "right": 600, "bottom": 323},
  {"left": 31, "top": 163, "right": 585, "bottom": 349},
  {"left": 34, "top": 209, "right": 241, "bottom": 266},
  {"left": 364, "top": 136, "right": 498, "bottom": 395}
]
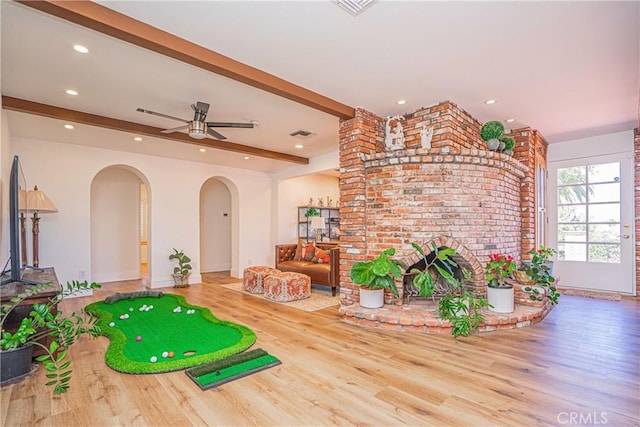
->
[
  {"left": 90, "top": 165, "right": 150, "bottom": 284},
  {"left": 200, "top": 177, "right": 237, "bottom": 275}
]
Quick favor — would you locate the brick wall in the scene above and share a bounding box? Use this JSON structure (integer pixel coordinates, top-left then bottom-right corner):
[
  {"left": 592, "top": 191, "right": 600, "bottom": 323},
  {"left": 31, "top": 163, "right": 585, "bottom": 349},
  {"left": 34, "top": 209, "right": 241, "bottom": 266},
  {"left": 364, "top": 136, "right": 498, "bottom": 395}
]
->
[
  {"left": 509, "top": 127, "right": 548, "bottom": 260},
  {"left": 635, "top": 128, "right": 639, "bottom": 294}
]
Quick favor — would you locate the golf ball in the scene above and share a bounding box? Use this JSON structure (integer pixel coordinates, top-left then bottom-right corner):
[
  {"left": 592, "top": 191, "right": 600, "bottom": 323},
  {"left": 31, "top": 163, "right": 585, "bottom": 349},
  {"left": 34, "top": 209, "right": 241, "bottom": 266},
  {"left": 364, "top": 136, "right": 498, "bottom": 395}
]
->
[
  {"left": 150, "top": 356, "right": 157, "bottom": 363},
  {"left": 109, "top": 322, "right": 115, "bottom": 327},
  {"left": 168, "top": 352, "right": 174, "bottom": 358},
  {"left": 149, "top": 305, "right": 154, "bottom": 309},
  {"left": 162, "top": 351, "right": 168, "bottom": 358},
  {"left": 136, "top": 336, "right": 142, "bottom": 342},
  {"left": 129, "top": 307, "right": 134, "bottom": 312}
]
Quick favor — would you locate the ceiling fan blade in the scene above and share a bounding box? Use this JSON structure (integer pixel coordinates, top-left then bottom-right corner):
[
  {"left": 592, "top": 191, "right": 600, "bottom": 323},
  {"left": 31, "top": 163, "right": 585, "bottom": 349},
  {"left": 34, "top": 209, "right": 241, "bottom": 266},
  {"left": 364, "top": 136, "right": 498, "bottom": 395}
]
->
[
  {"left": 207, "top": 127, "right": 227, "bottom": 140},
  {"left": 136, "top": 108, "right": 189, "bottom": 123},
  {"left": 206, "top": 121, "right": 254, "bottom": 129},
  {"left": 161, "top": 125, "right": 189, "bottom": 134}
]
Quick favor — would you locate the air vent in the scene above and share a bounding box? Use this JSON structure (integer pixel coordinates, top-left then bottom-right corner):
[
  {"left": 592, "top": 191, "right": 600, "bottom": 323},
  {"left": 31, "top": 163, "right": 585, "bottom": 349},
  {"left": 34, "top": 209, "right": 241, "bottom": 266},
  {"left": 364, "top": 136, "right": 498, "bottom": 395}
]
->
[
  {"left": 334, "top": 0, "right": 376, "bottom": 16},
  {"left": 290, "top": 130, "right": 314, "bottom": 137}
]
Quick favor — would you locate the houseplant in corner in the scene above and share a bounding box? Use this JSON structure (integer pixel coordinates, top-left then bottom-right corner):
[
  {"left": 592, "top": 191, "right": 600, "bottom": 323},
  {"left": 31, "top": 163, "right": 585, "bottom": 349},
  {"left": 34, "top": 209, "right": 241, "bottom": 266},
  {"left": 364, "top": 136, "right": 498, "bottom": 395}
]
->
[
  {"left": 0, "top": 280, "right": 101, "bottom": 393},
  {"left": 350, "top": 248, "right": 404, "bottom": 308},
  {"left": 169, "top": 248, "right": 192, "bottom": 288},
  {"left": 480, "top": 120, "right": 505, "bottom": 151},
  {"left": 485, "top": 253, "right": 516, "bottom": 313},
  {"left": 516, "top": 246, "right": 560, "bottom": 305}
]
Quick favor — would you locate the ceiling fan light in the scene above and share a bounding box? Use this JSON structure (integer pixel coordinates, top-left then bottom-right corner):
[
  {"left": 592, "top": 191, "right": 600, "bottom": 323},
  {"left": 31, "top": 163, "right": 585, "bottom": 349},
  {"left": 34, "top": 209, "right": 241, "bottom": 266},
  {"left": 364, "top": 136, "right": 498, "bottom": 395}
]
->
[{"left": 188, "top": 121, "right": 207, "bottom": 139}]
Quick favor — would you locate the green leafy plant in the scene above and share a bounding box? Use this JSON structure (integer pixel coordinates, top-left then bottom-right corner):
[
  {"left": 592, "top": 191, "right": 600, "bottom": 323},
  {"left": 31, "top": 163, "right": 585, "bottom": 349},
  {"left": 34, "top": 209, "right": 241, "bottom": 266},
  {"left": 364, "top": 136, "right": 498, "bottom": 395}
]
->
[
  {"left": 485, "top": 253, "right": 516, "bottom": 287},
  {"left": 409, "top": 243, "right": 459, "bottom": 298},
  {"left": 349, "top": 248, "right": 405, "bottom": 297},
  {"left": 501, "top": 136, "right": 515, "bottom": 152},
  {"left": 437, "top": 269, "right": 490, "bottom": 337},
  {"left": 304, "top": 208, "right": 320, "bottom": 217},
  {"left": 169, "top": 248, "right": 192, "bottom": 276},
  {"left": 480, "top": 120, "right": 505, "bottom": 141},
  {"left": 0, "top": 280, "right": 102, "bottom": 394},
  {"left": 519, "top": 246, "right": 560, "bottom": 305}
]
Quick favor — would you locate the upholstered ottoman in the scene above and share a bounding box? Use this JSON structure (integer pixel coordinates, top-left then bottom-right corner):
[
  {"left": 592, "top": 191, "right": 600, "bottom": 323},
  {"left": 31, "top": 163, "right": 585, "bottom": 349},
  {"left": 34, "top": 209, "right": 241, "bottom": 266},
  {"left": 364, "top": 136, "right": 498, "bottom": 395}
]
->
[
  {"left": 263, "top": 272, "right": 311, "bottom": 302},
  {"left": 243, "top": 266, "right": 280, "bottom": 294}
]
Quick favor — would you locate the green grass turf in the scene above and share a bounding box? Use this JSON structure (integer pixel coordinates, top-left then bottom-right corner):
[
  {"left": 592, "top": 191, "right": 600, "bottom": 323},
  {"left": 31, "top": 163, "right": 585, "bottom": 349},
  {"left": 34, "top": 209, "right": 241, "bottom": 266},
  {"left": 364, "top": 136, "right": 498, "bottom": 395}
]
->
[
  {"left": 85, "top": 293, "right": 256, "bottom": 374},
  {"left": 185, "top": 349, "right": 281, "bottom": 390}
]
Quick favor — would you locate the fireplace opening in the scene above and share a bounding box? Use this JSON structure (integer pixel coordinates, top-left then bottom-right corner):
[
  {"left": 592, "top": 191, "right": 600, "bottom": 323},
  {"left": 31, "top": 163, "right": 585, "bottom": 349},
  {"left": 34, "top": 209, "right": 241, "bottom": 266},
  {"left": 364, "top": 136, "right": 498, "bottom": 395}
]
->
[{"left": 403, "top": 246, "right": 465, "bottom": 304}]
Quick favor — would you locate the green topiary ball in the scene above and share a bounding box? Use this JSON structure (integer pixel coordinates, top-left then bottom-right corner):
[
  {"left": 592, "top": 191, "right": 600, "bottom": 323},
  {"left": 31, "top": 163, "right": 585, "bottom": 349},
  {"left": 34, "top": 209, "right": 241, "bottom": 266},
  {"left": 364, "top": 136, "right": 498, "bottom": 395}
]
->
[
  {"left": 501, "top": 136, "right": 515, "bottom": 151},
  {"left": 480, "top": 121, "right": 505, "bottom": 141}
]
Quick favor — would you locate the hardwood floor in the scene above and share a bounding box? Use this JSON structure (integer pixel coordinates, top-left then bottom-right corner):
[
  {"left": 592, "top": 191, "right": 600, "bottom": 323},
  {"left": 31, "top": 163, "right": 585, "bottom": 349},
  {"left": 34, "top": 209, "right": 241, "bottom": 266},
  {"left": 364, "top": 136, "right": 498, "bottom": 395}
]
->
[{"left": 1, "top": 272, "right": 638, "bottom": 426}]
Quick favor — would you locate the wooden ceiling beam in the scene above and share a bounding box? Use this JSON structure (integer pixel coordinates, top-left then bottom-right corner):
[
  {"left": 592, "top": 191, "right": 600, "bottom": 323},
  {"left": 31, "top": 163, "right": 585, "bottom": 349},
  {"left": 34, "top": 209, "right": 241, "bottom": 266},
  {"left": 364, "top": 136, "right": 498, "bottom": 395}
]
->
[
  {"left": 2, "top": 96, "right": 309, "bottom": 165},
  {"left": 17, "top": 0, "right": 356, "bottom": 120}
]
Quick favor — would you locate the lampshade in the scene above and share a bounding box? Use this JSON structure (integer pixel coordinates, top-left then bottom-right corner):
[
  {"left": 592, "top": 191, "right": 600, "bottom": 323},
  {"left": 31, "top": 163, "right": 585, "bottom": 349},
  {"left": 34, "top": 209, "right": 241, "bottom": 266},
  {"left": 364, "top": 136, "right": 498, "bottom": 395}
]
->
[
  {"left": 309, "top": 216, "right": 324, "bottom": 230},
  {"left": 18, "top": 188, "right": 28, "bottom": 212},
  {"left": 24, "top": 185, "right": 58, "bottom": 213}
]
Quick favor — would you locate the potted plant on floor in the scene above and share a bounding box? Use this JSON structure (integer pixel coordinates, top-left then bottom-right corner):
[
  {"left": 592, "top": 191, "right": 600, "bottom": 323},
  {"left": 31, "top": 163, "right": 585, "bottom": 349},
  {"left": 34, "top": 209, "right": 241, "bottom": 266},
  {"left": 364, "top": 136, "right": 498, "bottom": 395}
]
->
[
  {"left": 406, "top": 243, "right": 489, "bottom": 337},
  {"left": 480, "top": 120, "right": 505, "bottom": 151},
  {"left": 170, "top": 248, "right": 192, "bottom": 288},
  {"left": 437, "top": 269, "right": 490, "bottom": 337},
  {"left": 350, "top": 248, "right": 404, "bottom": 308},
  {"left": 0, "top": 280, "right": 101, "bottom": 393},
  {"left": 485, "top": 253, "right": 516, "bottom": 313},
  {"left": 516, "top": 246, "right": 560, "bottom": 305}
]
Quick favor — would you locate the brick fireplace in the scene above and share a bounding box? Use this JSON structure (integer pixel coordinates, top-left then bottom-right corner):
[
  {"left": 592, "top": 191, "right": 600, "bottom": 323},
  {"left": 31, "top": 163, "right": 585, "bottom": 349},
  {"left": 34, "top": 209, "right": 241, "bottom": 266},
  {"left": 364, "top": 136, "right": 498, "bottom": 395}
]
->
[{"left": 337, "top": 102, "right": 552, "bottom": 334}]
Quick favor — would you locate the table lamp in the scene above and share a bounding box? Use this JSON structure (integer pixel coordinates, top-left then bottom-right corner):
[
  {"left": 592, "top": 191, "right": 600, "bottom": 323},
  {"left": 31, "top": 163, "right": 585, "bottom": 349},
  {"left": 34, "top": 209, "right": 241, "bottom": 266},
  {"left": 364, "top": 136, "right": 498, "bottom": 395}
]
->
[
  {"left": 25, "top": 185, "right": 58, "bottom": 268},
  {"left": 309, "top": 216, "right": 325, "bottom": 242}
]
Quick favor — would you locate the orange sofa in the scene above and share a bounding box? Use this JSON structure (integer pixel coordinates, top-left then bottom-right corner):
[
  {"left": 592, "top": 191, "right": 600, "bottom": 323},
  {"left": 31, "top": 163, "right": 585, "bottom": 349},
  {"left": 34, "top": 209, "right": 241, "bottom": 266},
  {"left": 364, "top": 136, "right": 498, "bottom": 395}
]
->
[{"left": 275, "top": 243, "right": 340, "bottom": 296}]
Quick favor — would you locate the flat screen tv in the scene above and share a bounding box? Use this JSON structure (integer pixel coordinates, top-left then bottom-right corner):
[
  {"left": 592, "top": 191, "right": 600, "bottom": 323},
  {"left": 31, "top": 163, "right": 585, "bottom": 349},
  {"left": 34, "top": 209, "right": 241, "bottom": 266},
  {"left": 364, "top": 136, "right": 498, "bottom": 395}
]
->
[{"left": 1, "top": 155, "right": 36, "bottom": 285}]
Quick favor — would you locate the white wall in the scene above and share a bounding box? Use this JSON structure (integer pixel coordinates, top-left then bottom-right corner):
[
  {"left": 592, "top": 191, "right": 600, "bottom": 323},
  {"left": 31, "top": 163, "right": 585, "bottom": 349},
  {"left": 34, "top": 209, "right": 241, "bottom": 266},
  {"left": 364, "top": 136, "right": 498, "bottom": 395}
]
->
[
  {"left": 548, "top": 130, "right": 634, "bottom": 161},
  {"left": 276, "top": 173, "right": 339, "bottom": 244},
  {"left": 91, "top": 167, "right": 141, "bottom": 283},
  {"left": 11, "top": 136, "right": 274, "bottom": 287},
  {"left": 200, "top": 178, "right": 232, "bottom": 272}
]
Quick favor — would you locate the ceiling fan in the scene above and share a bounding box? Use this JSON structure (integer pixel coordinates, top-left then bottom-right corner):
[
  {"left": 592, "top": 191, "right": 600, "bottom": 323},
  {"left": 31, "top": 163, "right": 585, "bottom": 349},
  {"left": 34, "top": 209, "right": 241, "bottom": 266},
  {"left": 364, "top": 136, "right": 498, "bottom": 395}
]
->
[{"left": 136, "top": 101, "right": 254, "bottom": 140}]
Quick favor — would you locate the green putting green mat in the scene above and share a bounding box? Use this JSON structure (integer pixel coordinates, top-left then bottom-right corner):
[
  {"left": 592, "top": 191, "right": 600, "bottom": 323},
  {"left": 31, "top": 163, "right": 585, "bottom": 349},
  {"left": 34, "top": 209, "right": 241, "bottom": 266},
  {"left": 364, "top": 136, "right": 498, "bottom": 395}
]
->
[
  {"left": 186, "top": 348, "right": 281, "bottom": 390},
  {"left": 85, "top": 293, "right": 256, "bottom": 374}
]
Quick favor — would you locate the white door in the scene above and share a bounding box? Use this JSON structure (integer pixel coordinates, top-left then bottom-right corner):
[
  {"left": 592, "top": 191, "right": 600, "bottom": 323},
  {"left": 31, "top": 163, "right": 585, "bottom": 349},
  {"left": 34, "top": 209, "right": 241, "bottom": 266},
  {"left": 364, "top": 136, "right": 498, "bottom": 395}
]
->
[{"left": 548, "top": 153, "right": 634, "bottom": 294}]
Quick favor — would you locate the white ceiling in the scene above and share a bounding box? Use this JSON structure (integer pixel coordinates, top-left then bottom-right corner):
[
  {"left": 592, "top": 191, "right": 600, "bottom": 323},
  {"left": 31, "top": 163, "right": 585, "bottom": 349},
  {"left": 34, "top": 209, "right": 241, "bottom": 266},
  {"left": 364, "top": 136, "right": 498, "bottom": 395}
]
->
[{"left": 2, "top": 1, "right": 638, "bottom": 174}]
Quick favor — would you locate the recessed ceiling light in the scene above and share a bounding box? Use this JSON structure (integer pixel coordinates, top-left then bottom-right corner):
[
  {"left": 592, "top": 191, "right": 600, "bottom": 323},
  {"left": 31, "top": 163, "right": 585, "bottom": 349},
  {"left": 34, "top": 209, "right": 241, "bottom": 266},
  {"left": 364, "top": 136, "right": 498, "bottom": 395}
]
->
[
  {"left": 243, "top": 156, "right": 250, "bottom": 160},
  {"left": 73, "top": 44, "right": 89, "bottom": 54},
  {"left": 64, "top": 124, "right": 74, "bottom": 130},
  {"left": 484, "top": 99, "right": 497, "bottom": 105},
  {"left": 506, "top": 118, "right": 516, "bottom": 123},
  {"left": 294, "top": 144, "right": 304, "bottom": 149},
  {"left": 133, "top": 136, "right": 142, "bottom": 141},
  {"left": 396, "top": 99, "right": 407, "bottom": 105},
  {"left": 66, "top": 89, "right": 78, "bottom": 96},
  {"left": 199, "top": 148, "right": 206, "bottom": 153}
]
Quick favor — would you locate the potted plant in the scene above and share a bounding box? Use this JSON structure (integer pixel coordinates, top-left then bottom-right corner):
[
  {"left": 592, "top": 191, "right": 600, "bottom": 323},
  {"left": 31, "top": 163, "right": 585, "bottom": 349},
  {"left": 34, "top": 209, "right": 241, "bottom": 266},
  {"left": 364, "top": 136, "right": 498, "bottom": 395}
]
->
[
  {"left": 480, "top": 120, "right": 505, "bottom": 151},
  {"left": 0, "top": 280, "right": 101, "bottom": 393},
  {"left": 501, "top": 136, "right": 515, "bottom": 155},
  {"left": 304, "top": 208, "right": 320, "bottom": 218},
  {"left": 350, "top": 248, "right": 404, "bottom": 308},
  {"left": 485, "top": 253, "right": 516, "bottom": 313},
  {"left": 437, "top": 269, "right": 490, "bottom": 337},
  {"left": 169, "top": 248, "right": 192, "bottom": 288},
  {"left": 406, "top": 243, "right": 489, "bottom": 337},
  {"left": 517, "top": 246, "right": 560, "bottom": 305}
]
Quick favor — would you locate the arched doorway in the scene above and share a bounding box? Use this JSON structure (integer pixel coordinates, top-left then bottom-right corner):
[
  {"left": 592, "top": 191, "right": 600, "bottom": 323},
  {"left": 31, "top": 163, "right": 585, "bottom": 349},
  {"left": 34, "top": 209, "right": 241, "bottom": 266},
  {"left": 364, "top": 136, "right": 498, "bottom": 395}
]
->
[
  {"left": 200, "top": 178, "right": 233, "bottom": 273},
  {"left": 90, "top": 165, "right": 150, "bottom": 284}
]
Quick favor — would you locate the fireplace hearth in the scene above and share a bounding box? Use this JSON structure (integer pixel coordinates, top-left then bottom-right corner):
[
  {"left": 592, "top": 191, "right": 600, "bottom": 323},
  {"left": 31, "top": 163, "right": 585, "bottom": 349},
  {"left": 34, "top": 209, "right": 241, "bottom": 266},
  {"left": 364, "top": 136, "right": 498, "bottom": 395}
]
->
[{"left": 337, "top": 102, "right": 553, "bottom": 334}]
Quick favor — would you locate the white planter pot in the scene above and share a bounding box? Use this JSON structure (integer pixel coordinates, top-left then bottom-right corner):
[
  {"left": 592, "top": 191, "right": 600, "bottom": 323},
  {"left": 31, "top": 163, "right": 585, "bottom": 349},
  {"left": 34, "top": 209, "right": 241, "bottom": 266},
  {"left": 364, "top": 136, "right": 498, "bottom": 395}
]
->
[
  {"left": 359, "top": 288, "right": 384, "bottom": 308},
  {"left": 487, "top": 285, "right": 514, "bottom": 313}
]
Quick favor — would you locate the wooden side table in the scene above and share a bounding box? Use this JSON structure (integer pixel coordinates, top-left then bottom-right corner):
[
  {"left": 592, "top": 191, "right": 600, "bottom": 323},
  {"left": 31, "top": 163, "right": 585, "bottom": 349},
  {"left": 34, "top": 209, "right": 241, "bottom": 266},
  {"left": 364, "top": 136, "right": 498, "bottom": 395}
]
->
[{"left": 0, "top": 267, "right": 61, "bottom": 357}]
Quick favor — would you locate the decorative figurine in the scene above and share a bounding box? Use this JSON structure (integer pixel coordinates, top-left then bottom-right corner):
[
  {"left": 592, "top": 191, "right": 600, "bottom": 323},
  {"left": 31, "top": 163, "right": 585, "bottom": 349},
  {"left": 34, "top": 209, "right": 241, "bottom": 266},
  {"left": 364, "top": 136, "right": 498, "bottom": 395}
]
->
[
  {"left": 384, "top": 115, "right": 405, "bottom": 151},
  {"left": 420, "top": 125, "right": 434, "bottom": 149}
]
